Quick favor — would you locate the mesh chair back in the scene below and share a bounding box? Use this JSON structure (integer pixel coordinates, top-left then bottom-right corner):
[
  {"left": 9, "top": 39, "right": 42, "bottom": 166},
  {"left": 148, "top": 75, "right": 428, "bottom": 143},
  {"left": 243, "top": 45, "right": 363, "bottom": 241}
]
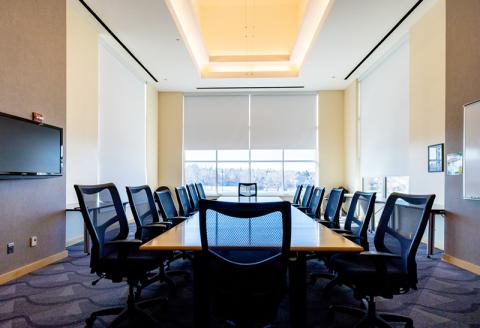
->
[
  {"left": 307, "top": 187, "right": 325, "bottom": 217},
  {"left": 187, "top": 183, "right": 200, "bottom": 210},
  {"left": 155, "top": 189, "right": 179, "bottom": 219},
  {"left": 196, "top": 183, "right": 207, "bottom": 199},
  {"left": 199, "top": 199, "right": 291, "bottom": 324},
  {"left": 374, "top": 192, "right": 435, "bottom": 288},
  {"left": 199, "top": 199, "right": 291, "bottom": 261},
  {"left": 176, "top": 186, "right": 193, "bottom": 216},
  {"left": 126, "top": 185, "right": 161, "bottom": 239},
  {"left": 74, "top": 183, "right": 129, "bottom": 269},
  {"left": 324, "top": 188, "right": 345, "bottom": 226},
  {"left": 292, "top": 185, "right": 303, "bottom": 205},
  {"left": 300, "top": 184, "right": 314, "bottom": 208},
  {"left": 343, "top": 192, "right": 376, "bottom": 247},
  {"left": 238, "top": 182, "right": 258, "bottom": 197}
]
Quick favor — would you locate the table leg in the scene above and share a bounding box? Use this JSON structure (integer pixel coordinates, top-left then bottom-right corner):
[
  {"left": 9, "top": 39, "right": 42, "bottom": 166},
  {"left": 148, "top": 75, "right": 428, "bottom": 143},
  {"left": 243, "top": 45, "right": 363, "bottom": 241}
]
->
[
  {"left": 427, "top": 212, "right": 435, "bottom": 258},
  {"left": 289, "top": 252, "right": 307, "bottom": 328},
  {"left": 193, "top": 251, "right": 209, "bottom": 328},
  {"left": 369, "top": 211, "right": 376, "bottom": 233},
  {"left": 83, "top": 222, "right": 89, "bottom": 254}
]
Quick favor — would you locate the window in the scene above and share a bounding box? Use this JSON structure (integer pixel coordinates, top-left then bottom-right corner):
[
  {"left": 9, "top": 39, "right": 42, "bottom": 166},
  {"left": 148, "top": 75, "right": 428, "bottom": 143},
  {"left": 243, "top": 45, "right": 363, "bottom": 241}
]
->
[
  {"left": 183, "top": 94, "right": 318, "bottom": 195},
  {"left": 362, "top": 176, "right": 409, "bottom": 199},
  {"left": 184, "top": 149, "right": 316, "bottom": 195},
  {"left": 386, "top": 176, "right": 409, "bottom": 196}
]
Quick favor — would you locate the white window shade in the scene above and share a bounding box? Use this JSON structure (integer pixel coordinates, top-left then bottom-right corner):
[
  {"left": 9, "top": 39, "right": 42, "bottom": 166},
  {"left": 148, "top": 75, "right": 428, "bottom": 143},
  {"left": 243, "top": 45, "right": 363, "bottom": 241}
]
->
[
  {"left": 184, "top": 95, "right": 249, "bottom": 150},
  {"left": 360, "top": 40, "right": 409, "bottom": 177},
  {"left": 99, "top": 42, "right": 146, "bottom": 200},
  {"left": 250, "top": 94, "right": 316, "bottom": 149}
]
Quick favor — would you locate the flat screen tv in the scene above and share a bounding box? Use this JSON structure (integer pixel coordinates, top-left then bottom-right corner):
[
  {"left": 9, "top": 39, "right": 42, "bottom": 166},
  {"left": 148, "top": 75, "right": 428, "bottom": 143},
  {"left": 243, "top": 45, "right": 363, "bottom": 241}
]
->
[{"left": 0, "top": 112, "right": 63, "bottom": 178}]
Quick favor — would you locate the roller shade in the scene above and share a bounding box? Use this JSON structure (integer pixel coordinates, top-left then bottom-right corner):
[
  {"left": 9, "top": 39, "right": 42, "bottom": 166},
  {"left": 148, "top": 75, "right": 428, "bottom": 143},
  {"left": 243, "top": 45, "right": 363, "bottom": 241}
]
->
[
  {"left": 360, "top": 40, "right": 409, "bottom": 177},
  {"left": 184, "top": 95, "right": 249, "bottom": 150},
  {"left": 250, "top": 94, "right": 316, "bottom": 149},
  {"left": 98, "top": 42, "right": 147, "bottom": 201}
]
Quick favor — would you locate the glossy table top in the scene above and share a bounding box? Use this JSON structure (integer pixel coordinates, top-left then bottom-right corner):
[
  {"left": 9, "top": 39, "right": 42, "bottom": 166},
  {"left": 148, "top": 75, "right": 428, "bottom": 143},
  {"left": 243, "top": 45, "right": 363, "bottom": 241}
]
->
[{"left": 140, "top": 197, "right": 363, "bottom": 252}]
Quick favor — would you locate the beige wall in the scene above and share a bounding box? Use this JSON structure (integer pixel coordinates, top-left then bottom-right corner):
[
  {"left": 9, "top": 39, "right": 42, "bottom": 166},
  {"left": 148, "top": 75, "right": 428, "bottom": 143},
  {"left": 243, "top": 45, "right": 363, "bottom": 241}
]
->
[
  {"left": 343, "top": 81, "right": 360, "bottom": 192},
  {"left": 146, "top": 84, "right": 159, "bottom": 189},
  {"left": 66, "top": 0, "right": 100, "bottom": 205},
  {"left": 158, "top": 92, "right": 184, "bottom": 191},
  {"left": 409, "top": 0, "right": 446, "bottom": 204},
  {"left": 318, "top": 91, "right": 345, "bottom": 191}
]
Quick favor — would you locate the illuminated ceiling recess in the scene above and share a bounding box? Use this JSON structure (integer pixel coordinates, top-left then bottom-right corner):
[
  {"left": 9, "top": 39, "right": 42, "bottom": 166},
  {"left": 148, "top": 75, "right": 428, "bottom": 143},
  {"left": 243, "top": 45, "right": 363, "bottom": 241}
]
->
[{"left": 165, "top": 0, "right": 333, "bottom": 78}]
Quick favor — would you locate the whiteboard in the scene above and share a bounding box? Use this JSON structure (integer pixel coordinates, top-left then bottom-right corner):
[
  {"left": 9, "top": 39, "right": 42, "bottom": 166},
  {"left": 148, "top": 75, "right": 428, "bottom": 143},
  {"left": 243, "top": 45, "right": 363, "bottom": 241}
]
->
[{"left": 463, "top": 99, "right": 480, "bottom": 200}]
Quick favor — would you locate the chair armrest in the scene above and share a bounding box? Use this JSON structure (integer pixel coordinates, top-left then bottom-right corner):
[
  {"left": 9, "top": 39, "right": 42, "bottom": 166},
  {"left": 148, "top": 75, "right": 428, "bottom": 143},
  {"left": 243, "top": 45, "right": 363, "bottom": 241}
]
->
[
  {"left": 146, "top": 222, "right": 169, "bottom": 228},
  {"left": 166, "top": 217, "right": 187, "bottom": 224},
  {"left": 104, "top": 239, "right": 142, "bottom": 246},
  {"left": 340, "top": 233, "right": 360, "bottom": 240},
  {"left": 360, "top": 251, "right": 401, "bottom": 259},
  {"left": 331, "top": 228, "right": 351, "bottom": 234},
  {"left": 142, "top": 223, "right": 168, "bottom": 234},
  {"left": 292, "top": 204, "right": 300, "bottom": 207}
]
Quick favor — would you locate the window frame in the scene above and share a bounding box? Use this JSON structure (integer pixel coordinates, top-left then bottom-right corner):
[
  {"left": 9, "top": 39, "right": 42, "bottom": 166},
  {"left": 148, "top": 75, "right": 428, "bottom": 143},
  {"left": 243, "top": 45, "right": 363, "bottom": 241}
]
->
[{"left": 184, "top": 149, "right": 317, "bottom": 196}]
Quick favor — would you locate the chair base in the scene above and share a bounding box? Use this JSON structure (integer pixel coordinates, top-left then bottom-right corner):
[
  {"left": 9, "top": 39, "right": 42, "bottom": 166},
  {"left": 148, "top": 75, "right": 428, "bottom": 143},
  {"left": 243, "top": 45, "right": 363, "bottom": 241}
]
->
[
  {"left": 328, "top": 296, "right": 413, "bottom": 328},
  {"left": 86, "top": 283, "right": 167, "bottom": 327}
]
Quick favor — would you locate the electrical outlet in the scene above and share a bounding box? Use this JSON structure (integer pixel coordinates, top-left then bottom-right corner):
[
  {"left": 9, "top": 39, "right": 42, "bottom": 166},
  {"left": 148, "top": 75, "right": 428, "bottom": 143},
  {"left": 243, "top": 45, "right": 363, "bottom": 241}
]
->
[
  {"left": 7, "top": 242, "right": 14, "bottom": 254},
  {"left": 30, "top": 236, "right": 38, "bottom": 247}
]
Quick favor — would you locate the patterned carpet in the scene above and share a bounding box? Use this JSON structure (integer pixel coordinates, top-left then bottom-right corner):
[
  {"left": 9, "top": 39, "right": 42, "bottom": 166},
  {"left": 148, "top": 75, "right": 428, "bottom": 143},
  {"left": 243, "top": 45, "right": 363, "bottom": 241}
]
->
[{"left": 1, "top": 240, "right": 479, "bottom": 327}]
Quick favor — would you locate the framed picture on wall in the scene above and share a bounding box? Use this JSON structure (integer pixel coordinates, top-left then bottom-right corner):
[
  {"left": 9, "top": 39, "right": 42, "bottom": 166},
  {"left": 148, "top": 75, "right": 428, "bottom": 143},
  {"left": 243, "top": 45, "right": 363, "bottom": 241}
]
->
[{"left": 428, "top": 143, "right": 444, "bottom": 172}]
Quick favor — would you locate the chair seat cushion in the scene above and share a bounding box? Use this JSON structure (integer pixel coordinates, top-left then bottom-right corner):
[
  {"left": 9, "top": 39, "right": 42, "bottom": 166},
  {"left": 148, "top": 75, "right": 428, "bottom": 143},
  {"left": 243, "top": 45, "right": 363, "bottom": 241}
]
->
[
  {"left": 330, "top": 253, "right": 409, "bottom": 297},
  {"left": 99, "top": 249, "right": 163, "bottom": 279}
]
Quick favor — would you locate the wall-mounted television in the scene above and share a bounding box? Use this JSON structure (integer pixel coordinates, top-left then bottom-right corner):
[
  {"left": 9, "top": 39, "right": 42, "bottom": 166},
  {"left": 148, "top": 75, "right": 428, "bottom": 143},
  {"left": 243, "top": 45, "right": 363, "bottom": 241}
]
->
[{"left": 0, "top": 112, "right": 63, "bottom": 179}]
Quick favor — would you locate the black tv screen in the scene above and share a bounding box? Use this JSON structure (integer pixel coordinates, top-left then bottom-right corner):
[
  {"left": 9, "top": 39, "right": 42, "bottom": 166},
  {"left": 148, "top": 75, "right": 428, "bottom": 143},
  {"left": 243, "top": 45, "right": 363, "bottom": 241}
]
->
[{"left": 0, "top": 112, "right": 63, "bottom": 178}]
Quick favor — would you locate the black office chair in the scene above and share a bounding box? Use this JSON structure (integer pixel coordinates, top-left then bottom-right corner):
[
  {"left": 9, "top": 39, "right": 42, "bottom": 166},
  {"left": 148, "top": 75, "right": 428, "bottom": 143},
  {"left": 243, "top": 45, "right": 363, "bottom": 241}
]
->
[
  {"left": 74, "top": 183, "right": 167, "bottom": 327},
  {"left": 175, "top": 186, "right": 196, "bottom": 216},
  {"left": 292, "top": 185, "right": 303, "bottom": 205},
  {"left": 198, "top": 199, "right": 291, "bottom": 327},
  {"left": 293, "top": 184, "right": 314, "bottom": 208},
  {"left": 187, "top": 183, "right": 200, "bottom": 211},
  {"left": 310, "top": 191, "right": 376, "bottom": 290},
  {"left": 154, "top": 188, "right": 192, "bottom": 276},
  {"left": 298, "top": 187, "right": 325, "bottom": 218},
  {"left": 154, "top": 188, "right": 188, "bottom": 226},
  {"left": 126, "top": 185, "right": 170, "bottom": 241},
  {"left": 317, "top": 188, "right": 345, "bottom": 228},
  {"left": 328, "top": 192, "right": 435, "bottom": 328},
  {"left": 195, "top": 182, "right": 207, "bottom": 200},
  {"left": 331, "top": 191, "right": 376, "bottom": 250},
  {"left": 238, "top": 182, "right": 257, "bottom": 197}
]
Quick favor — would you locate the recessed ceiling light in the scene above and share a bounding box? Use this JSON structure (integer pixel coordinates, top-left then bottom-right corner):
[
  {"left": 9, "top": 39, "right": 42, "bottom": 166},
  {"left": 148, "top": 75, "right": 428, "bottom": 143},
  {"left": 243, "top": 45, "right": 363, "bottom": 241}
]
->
[{"left": 165, "top": 0, "right": 333, "bottom": 78}]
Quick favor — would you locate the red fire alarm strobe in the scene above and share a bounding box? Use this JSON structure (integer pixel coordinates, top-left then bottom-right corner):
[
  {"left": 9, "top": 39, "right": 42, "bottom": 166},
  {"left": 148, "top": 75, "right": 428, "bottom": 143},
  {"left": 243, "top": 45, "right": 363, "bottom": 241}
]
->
[{"left": 32, "top": 112, "right": 44, "bottom": 123}]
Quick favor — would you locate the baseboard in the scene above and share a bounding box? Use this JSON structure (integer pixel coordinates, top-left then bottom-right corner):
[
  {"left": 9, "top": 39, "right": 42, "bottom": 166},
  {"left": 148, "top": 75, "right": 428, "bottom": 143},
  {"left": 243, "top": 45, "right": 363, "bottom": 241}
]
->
[
  {"left": 65, "top": 235, "right": 83, "bottom": 247},
  {"left": 442, "top": 253, "right": 480, "bottom": 275},
  {"left": 0, "top": 250, "right": 68, "bottom": 284}
]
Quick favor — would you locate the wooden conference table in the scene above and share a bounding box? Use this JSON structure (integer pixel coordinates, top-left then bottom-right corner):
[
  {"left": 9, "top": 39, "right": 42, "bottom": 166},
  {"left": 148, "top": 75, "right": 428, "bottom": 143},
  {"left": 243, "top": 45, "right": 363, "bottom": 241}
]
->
[{"left": 141, "top": 196, "right": 363, "bottom": 327}]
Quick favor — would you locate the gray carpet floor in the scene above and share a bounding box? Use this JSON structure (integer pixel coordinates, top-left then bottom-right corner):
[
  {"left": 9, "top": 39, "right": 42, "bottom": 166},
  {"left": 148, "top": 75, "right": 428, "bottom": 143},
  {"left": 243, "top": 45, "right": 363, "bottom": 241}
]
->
[{"left": 0, "top": 239, "right": 479, "bottom": 327}]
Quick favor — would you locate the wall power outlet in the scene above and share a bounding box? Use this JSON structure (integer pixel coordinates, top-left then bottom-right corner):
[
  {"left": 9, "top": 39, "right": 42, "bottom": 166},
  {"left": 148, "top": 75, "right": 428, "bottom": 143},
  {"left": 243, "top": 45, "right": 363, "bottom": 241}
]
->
[
  {"left": 30, "top": 236, "right": 38, "bottom": 247},
  {"left": 7, "top": 242, "right": 14, "bottom": 254}
]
